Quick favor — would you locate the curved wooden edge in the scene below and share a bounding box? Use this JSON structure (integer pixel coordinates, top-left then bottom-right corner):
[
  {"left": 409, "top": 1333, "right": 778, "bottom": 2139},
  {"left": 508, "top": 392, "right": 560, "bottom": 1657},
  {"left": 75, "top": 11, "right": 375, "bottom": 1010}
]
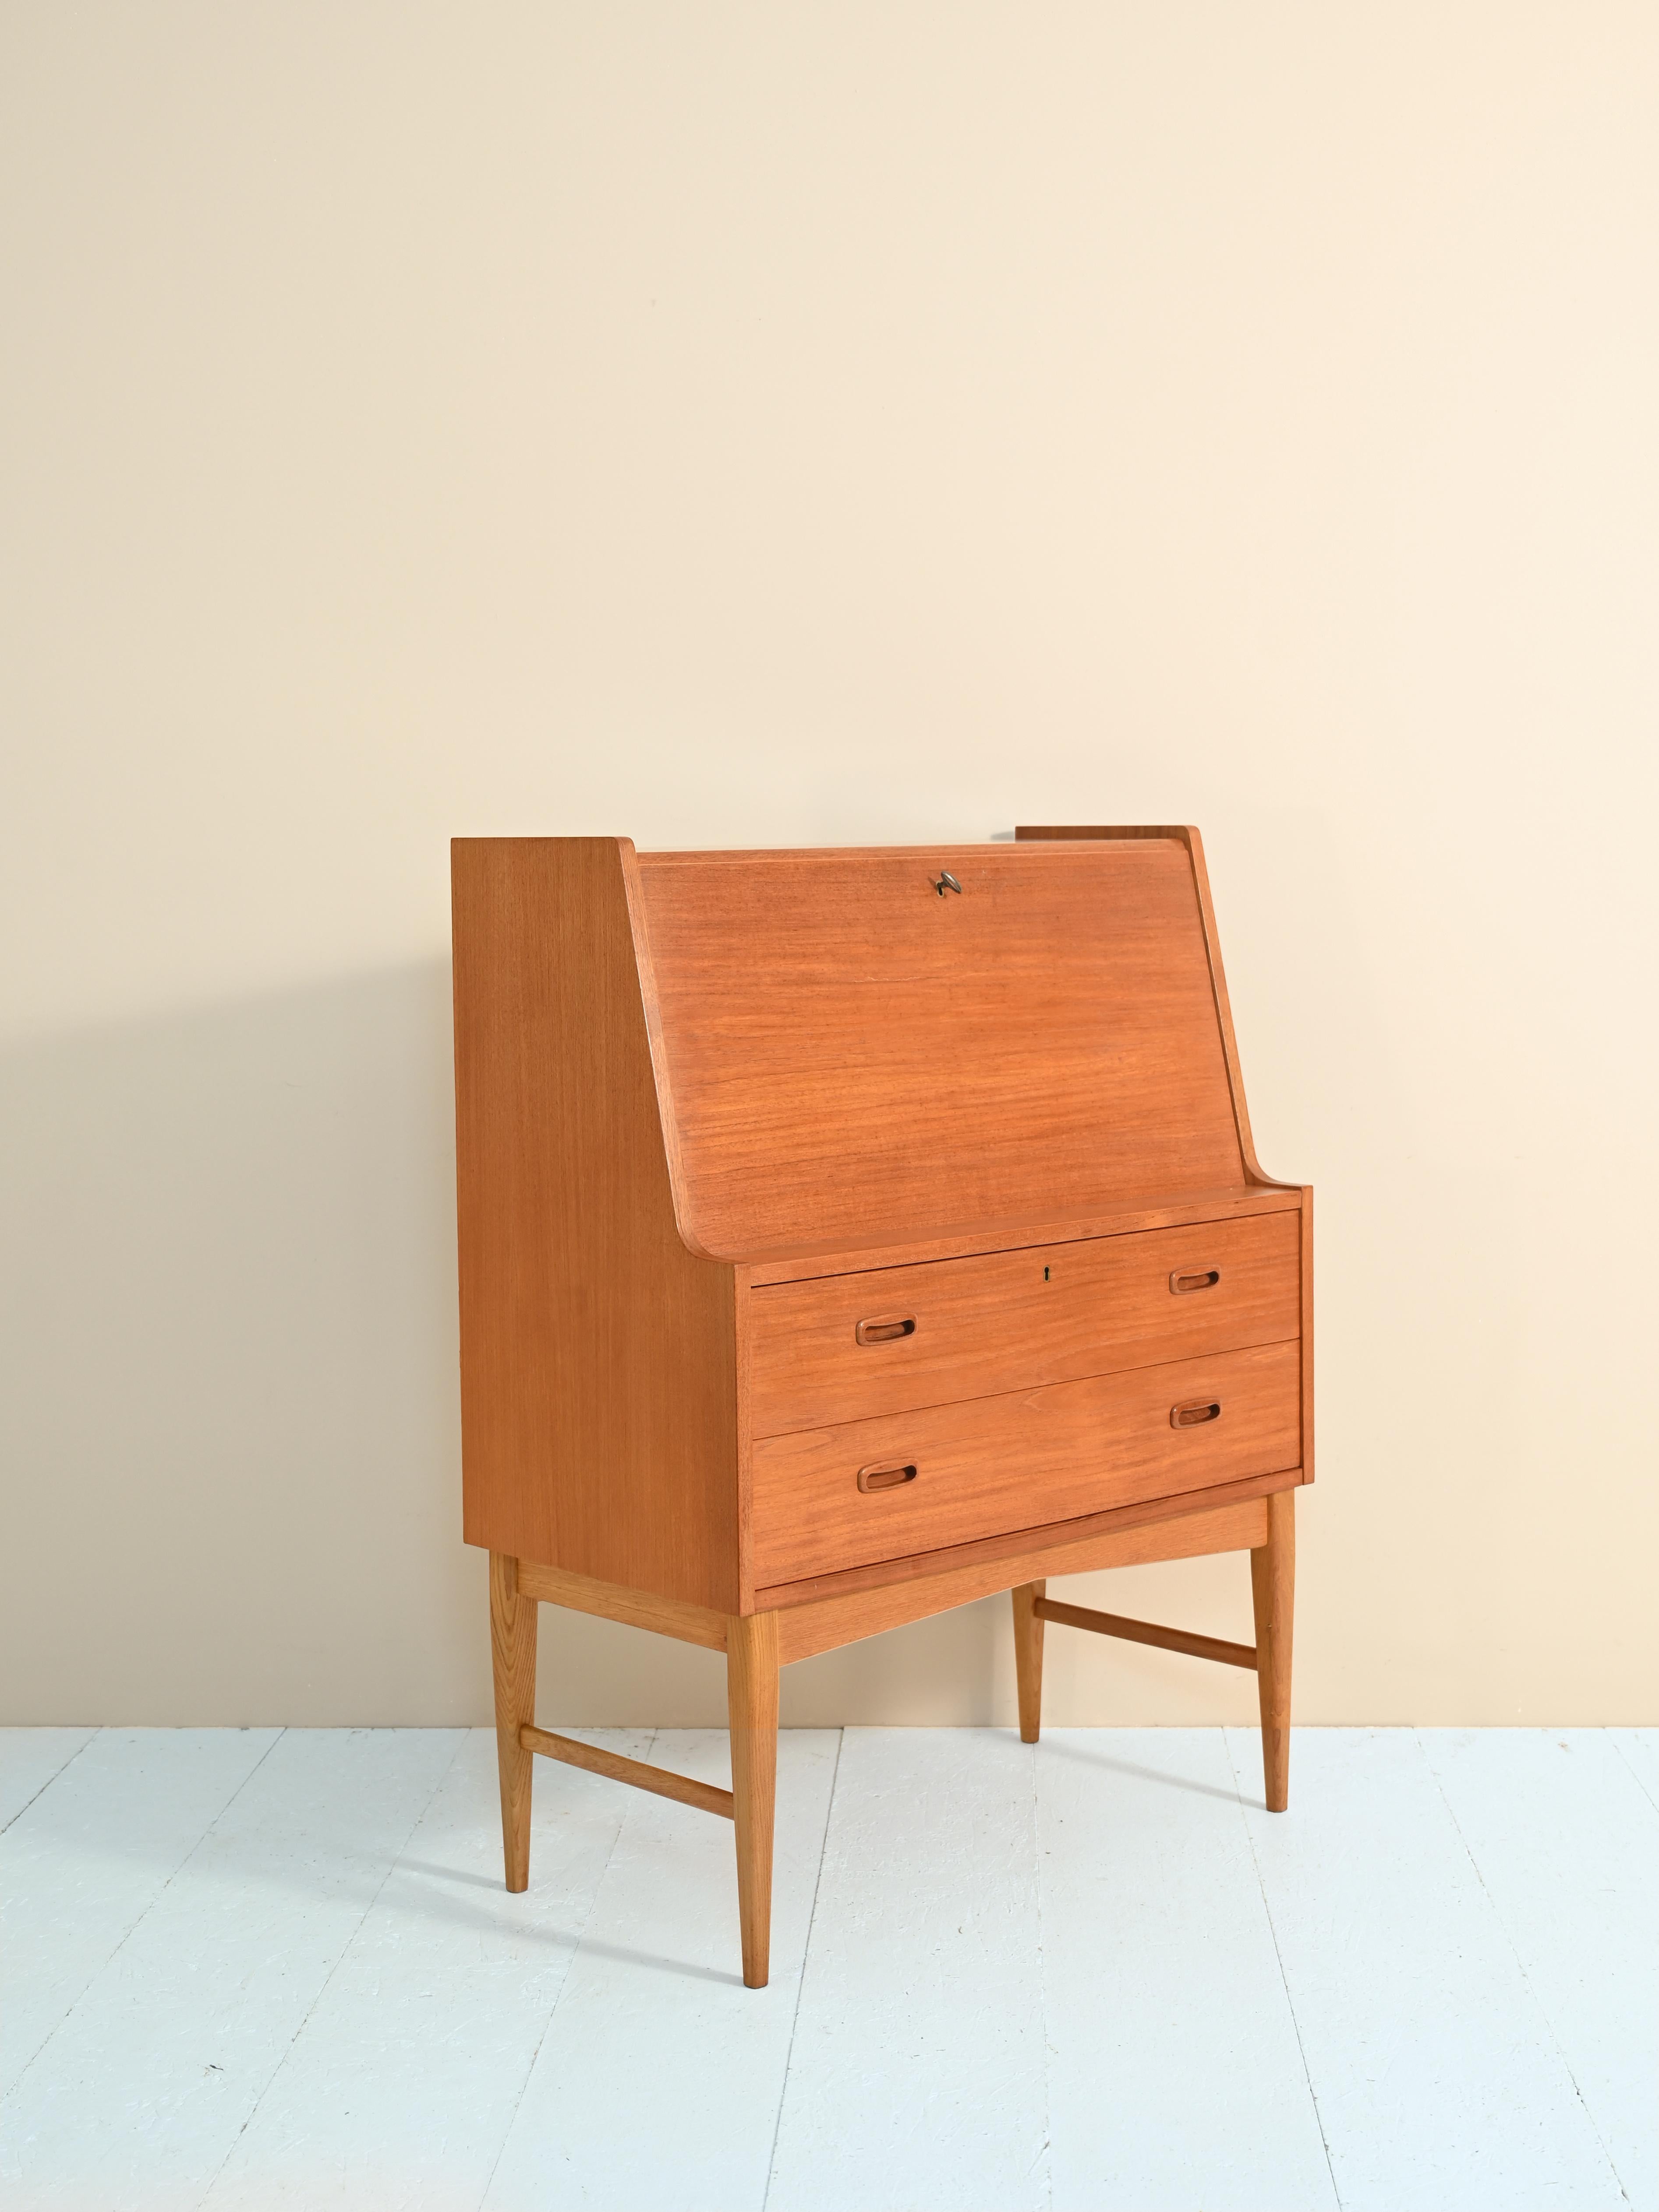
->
[
  {"left": 617, "top": 836, "right": 723, "bottom": 1262},
  {"left": 1013, "top": 824, "right": 1298, "bottom": 1193}
]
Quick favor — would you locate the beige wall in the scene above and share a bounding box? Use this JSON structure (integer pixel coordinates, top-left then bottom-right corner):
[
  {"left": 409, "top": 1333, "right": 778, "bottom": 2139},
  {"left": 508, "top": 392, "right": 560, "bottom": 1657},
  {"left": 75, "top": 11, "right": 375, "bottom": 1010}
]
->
[{"left": 3, "top": 3, "right": 1655, "bottom": 1727}]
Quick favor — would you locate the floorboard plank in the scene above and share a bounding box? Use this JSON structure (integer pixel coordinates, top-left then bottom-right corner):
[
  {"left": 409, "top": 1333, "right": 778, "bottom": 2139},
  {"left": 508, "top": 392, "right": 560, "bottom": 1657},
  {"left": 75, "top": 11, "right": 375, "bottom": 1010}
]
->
[
  {"left": 0, "top": 1728, "right": 99, "bottom": 1833},
  {"left": 1227, "top": 1727, "right": 1628, "bottom": 2212},
  {"left": 483, "top": 1727, "right": 841, "bottom": 2212},
  {"left": 765, "top": 1727, "right": 1048, "bottom": 2212},
  {"left": 0, "top": 1727, "right": 460, "bottom": 2212},
  {"left": 4, "top": 1726, "right": 1649, "bottom": 2209},
  {"left": 1039, "top": 1728, "right": 1336, "bottom": 2211},
  {"left": 0, "top": 1727, "right": 279, "bottom": 2101},
  {"left": 200, "top": 1728, "right": 653, "bottom": 2209},
  {"left": 1420, "top": 1728, "right": 1659, "bottom": 2212}
]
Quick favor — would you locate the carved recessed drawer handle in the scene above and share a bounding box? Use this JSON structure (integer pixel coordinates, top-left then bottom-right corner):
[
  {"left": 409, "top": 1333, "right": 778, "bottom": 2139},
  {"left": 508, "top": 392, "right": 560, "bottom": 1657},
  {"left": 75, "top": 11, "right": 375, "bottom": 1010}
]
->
[
  {"left": 854, "top": 1315, "right": 917, "bottom": 1346},
  {"left": 1169, "top": 1267, "right": 1221, "bottom": 1294},
  {"left": 857, "top": 1460, "right": 918, "bottom": 1494},
  {"left": 1171, "top": 1398, "right": 1222, "bottom": 1429}
]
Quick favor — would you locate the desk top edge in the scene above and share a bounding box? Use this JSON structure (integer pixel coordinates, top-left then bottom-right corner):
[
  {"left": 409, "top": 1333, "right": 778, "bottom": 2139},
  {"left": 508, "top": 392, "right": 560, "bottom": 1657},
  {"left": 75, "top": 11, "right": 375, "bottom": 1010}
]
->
[{"left": 450, "top": 831, "right": 1195, "bottom": 871}]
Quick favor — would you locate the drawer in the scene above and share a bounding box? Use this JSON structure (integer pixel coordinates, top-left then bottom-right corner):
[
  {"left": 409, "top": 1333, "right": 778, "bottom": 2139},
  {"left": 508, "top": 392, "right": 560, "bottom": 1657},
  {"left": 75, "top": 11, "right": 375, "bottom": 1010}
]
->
[
  {"left": 750, "top": 1340, "right": 1301, "bottom": 1589},
  {"left": 746, "top": 1210, "right": 1299, "bottom": 1437}
]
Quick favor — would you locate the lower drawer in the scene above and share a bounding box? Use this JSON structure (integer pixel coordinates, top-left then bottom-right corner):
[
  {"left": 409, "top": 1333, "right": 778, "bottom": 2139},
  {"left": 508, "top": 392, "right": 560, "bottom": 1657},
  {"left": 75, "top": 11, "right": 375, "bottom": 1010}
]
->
[{"left": 750, "top": 1340, "right": 1300, "bottom": 1588}]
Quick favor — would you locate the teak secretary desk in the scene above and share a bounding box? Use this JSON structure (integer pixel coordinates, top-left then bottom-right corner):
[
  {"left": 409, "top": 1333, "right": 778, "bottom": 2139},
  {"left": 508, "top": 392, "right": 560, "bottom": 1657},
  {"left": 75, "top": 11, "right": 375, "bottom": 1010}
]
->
[{"left": 452, "top": 825, "right": 1311, "bottom": 1987}]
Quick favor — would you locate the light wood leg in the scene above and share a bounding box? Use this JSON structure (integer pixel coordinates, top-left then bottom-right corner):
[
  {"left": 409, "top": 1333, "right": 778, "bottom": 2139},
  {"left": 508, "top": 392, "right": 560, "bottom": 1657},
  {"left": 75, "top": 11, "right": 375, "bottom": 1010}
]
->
[
  {"left": 489, "top": 1551, "right": 537, "bottom": 1891},
  {"left": 727, "top": 1610, "right": 780, "bottom": 1989},
  {"left": 1250, "top": 1489, "right": 1295, "bottom": 1812},
  {"left": 1012, "top": 1580, "right": 1046, "bottom": 1743}
]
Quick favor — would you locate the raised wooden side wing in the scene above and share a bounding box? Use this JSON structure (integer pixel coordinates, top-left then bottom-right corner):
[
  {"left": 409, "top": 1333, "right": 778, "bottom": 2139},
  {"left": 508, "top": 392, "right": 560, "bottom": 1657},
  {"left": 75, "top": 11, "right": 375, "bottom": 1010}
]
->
[
  {"left": 1014, "top": 825, "right": 1286, "bottom": 1186},
  {"left": 1016, "top": 824, "right": 1313, "bottom": 1482},
  {"left": 452, "top": 837, "right": 740, "bottom": 1608}
]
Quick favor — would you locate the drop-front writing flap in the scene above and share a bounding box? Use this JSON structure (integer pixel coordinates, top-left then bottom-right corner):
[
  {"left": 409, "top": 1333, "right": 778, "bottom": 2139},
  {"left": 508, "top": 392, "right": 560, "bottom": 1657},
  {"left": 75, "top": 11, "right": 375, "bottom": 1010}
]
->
[{"left": 631, "top": 838, "right": 1245, "bottom": 1259}]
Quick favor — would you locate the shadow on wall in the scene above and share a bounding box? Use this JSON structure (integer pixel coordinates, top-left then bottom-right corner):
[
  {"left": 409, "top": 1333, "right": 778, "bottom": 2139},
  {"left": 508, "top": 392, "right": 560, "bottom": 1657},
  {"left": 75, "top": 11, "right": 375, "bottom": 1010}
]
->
[{"left": 0, "top": 961, "right": 1268, "bottom": 1727}]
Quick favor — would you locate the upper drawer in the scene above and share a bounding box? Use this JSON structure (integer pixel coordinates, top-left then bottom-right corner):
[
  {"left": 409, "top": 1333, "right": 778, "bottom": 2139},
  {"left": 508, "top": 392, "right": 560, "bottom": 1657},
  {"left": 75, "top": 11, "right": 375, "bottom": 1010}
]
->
[{"left": 746, "top": 1209, "right": 1299, "bottom": 1437}]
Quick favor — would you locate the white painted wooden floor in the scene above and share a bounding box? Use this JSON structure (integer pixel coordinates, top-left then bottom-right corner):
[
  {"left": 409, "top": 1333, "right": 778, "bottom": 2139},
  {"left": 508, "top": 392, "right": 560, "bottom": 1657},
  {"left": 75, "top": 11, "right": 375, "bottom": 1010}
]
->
[{"left": 2, "top": 1728, "right": 1652, "bottom": 2212}]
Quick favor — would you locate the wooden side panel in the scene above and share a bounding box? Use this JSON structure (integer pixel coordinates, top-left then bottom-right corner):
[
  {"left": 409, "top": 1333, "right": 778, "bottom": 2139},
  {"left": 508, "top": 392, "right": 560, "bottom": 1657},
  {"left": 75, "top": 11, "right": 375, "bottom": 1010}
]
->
[
  {"left": 631, "top": 840, "right": 1245, "bottom": 1259},
  {"left": 452, "top": 837, "right": 740, "bottom": 1609}
]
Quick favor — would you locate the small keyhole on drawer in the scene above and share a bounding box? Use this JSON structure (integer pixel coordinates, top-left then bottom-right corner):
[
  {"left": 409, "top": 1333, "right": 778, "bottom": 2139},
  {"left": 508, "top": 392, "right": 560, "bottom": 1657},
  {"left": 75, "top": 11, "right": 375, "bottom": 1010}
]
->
[
  {"left": 857, "top": 1461, "right": 918, "bottom": 1494},
  {"left": 1043, "top": 1266, "right": 1050, "bottom": 1281}
]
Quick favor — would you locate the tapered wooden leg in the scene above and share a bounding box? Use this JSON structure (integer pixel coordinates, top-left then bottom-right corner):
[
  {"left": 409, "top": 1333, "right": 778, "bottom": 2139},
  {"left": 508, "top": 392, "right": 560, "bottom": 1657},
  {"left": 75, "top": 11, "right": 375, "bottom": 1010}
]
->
[
  {"left": 489, "top": 1551, "right": 537, "bottom": 1891},
  {"left": 1250, "top": 1490, "right": 1295, "bottom": 1812},
  {"left": 726, "top": 1610, "right": 780, "bottom": 1989},
  {"left": 1012, "top": 1580, "right": 1047, "bottom": 1743}
]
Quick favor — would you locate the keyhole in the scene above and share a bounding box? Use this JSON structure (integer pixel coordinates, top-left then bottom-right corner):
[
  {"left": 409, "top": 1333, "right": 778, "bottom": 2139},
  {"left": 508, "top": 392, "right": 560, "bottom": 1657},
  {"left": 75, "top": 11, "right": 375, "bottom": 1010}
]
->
[{"left": 1043, "top": 1266, "right": 1050, "bottom": 1281}]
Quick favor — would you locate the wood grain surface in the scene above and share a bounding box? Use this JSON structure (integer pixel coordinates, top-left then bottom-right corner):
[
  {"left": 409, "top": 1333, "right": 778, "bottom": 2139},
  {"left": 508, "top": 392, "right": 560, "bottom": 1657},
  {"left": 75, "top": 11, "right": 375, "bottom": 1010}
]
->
[
  {"left": 727, "top": 1611, "right": 780, "bottom": 1987},
  {"left": 737, "top": 1184, "right": 1299, "bottom": 1284},
  {"left": 1015, "top": 824, "right": 1294, "bottom": 1191},
  {"left": 520, "top": 1723, "right": 735, "bottom": 1820},
  {"left": 771, "top": 1495, "right": 1269, "bottom": 1657},
  {"left": 1252, "top": 1487, "right": 1295, "bottom": 1809},
  {"left": 1033, "top": 1596, "right": 1258, "bottom": 1670},
  {"left": 1012, "top": 1582, "right": 1046, "bottom": 1742},
  {"left": 632, "top": 839, "right": 1245, "bottom": 1258},
  {"left": 751, "top": 1340, "right": 1300, "bottom": 1586},
  {"left": 452, "top": 838, "right": 739, "bottom": 1608},
  {"left": 1014, "top": 824, "right": 1314, "bottom": 1501},
  {"left": 515, "top": 1558, "right": 729, "bottom": 1651},
  {"left": 459, "top": 827, "right": 1309, "bottom": 1988},
  {"left": 748, "top": 1209, "right": 1298, "bottom": 1435},
  {"left": 1298, "top": 1185, "right": 1315, "bottom": 1483},
  {"left": 488, "top": 1552, "right": 537, "bottom": 1892}
]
